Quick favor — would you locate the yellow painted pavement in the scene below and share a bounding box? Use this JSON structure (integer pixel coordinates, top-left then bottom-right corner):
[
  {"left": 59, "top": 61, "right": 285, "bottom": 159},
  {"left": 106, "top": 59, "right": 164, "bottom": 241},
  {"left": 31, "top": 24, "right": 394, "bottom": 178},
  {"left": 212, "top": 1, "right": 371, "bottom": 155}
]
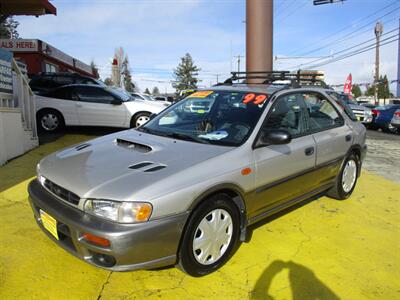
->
[{"left": 0, "top": 134, "right": 399, "bottom": 299}]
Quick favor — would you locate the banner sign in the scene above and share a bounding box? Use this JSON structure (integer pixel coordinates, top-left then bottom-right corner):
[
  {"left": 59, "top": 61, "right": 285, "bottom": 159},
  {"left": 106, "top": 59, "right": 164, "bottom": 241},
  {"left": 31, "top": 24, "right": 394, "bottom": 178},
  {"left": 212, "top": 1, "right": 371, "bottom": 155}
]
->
[
  {"left": 0, "top": 48, "right": 13, "bottom": 94},
  {"left": 0, "top": 39, "right": 38, "bottom": 52},
  {"left": 343, "top": 73, "right": 352, "bottom": 95}
]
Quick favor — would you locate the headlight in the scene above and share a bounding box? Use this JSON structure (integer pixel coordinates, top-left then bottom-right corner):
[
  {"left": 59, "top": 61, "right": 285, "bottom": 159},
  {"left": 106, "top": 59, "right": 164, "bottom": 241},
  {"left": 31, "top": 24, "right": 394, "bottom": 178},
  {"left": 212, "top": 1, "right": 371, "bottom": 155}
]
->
[
  {"left": 365, "top": 109, "right": 372, "bottom": 116},
  {"left": 83, "top": 200, "right": 152, "bottom": 223}
]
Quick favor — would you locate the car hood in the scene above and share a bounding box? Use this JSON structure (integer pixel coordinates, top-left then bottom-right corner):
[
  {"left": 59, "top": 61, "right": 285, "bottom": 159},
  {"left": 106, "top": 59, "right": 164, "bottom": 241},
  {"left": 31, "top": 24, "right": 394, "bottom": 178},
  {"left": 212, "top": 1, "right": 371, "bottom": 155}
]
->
[{"left": 38, "top": 130, "right": 232, "bottom": 201}]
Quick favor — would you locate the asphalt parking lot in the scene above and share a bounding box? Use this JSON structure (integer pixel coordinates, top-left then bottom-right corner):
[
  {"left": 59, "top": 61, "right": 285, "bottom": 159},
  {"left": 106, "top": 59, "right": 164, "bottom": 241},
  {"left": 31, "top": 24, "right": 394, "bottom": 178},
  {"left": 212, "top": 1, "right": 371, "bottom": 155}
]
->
[{"left": 0, "top": 128, "right": 399, "bottom": 299}]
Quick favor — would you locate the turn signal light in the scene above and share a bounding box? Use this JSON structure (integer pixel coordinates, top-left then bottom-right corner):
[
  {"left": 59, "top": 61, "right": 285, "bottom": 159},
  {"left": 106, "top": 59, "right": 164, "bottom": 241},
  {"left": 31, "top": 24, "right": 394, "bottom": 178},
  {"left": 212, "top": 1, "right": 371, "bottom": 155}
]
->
[{"left": 82, "top": 233, "right": 110, "bottom": 247}]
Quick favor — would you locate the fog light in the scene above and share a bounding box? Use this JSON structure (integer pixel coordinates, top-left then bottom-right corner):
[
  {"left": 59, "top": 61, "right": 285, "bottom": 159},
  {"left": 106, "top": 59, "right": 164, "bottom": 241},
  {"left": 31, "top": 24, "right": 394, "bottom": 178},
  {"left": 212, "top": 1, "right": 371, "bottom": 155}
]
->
[
  {"left": 92, "top": 253, "right": 116, "bottom": 268},
  {"left": 82, "top": 233, "right": 110, "bottom": 247}
]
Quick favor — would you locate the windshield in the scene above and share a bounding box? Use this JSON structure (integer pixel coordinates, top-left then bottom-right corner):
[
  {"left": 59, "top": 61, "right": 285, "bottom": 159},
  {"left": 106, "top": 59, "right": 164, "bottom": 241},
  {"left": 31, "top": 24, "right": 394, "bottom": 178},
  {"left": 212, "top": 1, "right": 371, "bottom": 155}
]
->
[
  {"left": 108, "top": 88, "right": 132, "bottom": 101},
  {"left": 139, "top": 90, "right": 268, "bottom": 146}
]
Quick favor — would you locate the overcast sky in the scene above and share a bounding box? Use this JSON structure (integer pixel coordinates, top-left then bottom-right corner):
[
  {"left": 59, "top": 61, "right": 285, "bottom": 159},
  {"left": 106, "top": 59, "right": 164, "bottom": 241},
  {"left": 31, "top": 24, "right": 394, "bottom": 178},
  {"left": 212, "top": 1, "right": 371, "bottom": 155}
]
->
[{"left": 16, "top": 0, "right": 399, "bottom": 94}]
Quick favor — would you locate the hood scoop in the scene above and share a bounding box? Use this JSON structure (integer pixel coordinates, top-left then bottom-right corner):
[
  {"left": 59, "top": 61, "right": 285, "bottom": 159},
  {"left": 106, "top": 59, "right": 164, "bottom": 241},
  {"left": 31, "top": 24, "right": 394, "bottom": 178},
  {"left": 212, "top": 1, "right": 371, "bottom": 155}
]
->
[
  {"left": 75, "top": 143, "right": 91, "bottom": 151},
  {"left": 144, "top": 165, "right": 166, "bottom": 172},
  {"left": 115, "top": 138, "right": 152, "bottom": 153},
  {"left": 129, "top": 161, "right": 153, "bottom": 169},
  {"left": 128, "top": 161, "right": 166, "bottom": 172}
]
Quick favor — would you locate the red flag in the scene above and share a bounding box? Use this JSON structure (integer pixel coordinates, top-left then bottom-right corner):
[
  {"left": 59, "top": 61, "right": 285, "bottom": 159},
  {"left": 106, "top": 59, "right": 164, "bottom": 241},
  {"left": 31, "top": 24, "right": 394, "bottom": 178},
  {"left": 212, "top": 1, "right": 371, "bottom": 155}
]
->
[{"left": 343, "top": 73, "right": 352, "bottom": 95}]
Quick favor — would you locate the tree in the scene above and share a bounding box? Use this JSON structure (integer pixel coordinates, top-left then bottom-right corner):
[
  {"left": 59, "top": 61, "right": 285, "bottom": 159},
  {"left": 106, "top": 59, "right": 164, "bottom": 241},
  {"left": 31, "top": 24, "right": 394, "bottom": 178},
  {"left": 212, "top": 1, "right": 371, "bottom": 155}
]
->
[
  {"left": 152, "top": 86, "right": 160, "bottom": 95},
  {"left": 173, "top": 53, "right": 200, "bottom": 94},
  {"left": 365, "top": 75, "right": 392, "bottom": 99},
  {"left": 104, "top": 78, "right": 113, "bottom": 86},
  {"left": 144, "top": 88, "right": 151, "bottom": 95},
  {"left": 121, "top": 55, "right": 135, "bottom": 92},
  {"left": 0, "top": 15, "right": 19, "bottom": 38},
  {"left": 378, "top": 75, "right": 390, "bottom": 100},
  {"left": 90, "top": 60, "right": 100, "bottom": 79},
  {"left": 351, "top": 84, "right": 362, "bottom": 98}
]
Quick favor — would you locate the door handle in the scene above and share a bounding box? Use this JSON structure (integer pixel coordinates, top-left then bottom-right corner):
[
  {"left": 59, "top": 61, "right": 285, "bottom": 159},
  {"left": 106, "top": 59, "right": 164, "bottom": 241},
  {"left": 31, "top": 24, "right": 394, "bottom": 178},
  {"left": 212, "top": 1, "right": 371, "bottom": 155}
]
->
[
  {"left": 305, "top": 147, "right": 314, "bottom": 156},
  {"left": 345, "top": 134, "right": 352, "bottom": 142},
  {"left": 76, "top": 104, "right": 82, "bottom": 108}
]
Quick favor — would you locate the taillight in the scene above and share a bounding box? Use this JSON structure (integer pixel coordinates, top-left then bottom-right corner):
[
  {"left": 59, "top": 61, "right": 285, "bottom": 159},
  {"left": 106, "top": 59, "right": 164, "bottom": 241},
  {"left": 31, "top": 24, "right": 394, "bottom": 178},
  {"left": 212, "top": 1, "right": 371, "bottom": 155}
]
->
[
  {"left": 394, "top": 111, "right": 400, "bottom": 117},
  {"left": 372, "top": 109, "right": 380, "bottom": 117}
]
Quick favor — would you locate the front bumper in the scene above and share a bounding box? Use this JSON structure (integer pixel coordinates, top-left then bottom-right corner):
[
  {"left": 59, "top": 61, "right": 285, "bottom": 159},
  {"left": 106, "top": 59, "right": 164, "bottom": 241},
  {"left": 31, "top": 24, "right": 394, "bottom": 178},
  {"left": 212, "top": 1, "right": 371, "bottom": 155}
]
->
[{"left": 28, "top": 179, "right": 189, "bottom": 271}]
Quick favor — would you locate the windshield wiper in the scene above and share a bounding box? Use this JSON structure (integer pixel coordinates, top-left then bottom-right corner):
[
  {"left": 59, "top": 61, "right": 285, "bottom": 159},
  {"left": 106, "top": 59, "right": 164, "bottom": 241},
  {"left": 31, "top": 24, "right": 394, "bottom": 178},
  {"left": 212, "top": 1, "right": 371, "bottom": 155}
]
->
[{"left": 165, "top": 132, "right": 210, "bottom": 144}]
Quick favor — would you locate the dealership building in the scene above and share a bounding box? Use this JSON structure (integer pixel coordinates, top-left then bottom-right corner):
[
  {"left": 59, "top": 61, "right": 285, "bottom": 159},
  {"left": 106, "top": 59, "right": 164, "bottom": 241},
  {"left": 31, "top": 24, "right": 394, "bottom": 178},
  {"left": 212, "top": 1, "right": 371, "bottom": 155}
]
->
[{"left": 0, "top": 39, "right": 94, "bottom": 78}]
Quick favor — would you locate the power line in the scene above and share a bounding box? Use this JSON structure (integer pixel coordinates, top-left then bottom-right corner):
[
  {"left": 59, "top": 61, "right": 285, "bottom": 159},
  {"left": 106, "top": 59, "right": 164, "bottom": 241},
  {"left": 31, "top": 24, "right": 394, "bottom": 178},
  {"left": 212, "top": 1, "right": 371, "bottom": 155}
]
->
[
  {"left": 298, "top": 5, "right": 400, "bottom": 56},
  {"left": 288, "top": 27, "right": 399, "bottom": 69},
  {"left": 287, "top": 0, "right": 399, "bottom": 55},
  {"left": 301, "top": 37, "right": 398, "bottom": 70}
]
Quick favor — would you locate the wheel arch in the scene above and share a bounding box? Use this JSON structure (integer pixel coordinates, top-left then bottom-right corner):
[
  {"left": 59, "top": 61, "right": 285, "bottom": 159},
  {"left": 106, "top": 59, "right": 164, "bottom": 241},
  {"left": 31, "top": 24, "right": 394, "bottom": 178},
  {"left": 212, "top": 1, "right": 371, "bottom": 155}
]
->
[
  {"left": 185, "top": 183, "right": 248, "bottom": 241},
  {"left": 346, "top": 144, "right": 362, "bottom": 177}
]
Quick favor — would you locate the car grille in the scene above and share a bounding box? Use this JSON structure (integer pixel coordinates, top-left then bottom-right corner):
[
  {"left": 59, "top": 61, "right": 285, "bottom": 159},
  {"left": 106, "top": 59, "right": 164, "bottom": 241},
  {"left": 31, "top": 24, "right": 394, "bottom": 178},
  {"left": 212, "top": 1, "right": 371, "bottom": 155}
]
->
[{"left": 43, "top": 178, "right": 80, "bottom": 206}]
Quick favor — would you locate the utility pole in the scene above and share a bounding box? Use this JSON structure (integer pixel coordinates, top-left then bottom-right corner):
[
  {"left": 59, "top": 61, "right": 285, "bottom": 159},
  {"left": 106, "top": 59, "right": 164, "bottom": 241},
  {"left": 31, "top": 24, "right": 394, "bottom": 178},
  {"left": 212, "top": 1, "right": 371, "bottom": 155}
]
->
[
  {"left": 246, "top": 0, "right": 273, "bottom": 83},
  {"left": 397, "top": 19, "right": 400, "bottom": 97},
  {"left": 234, "top": 55, "right": 244, "bottom": 73},
  {"left": 374, "top": 21, "right": 383, "bottom": 105}
]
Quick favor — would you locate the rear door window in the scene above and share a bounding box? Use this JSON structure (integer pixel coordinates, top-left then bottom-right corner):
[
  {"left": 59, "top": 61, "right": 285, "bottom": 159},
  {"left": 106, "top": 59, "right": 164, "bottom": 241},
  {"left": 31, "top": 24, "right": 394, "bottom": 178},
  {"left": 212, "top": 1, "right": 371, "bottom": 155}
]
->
[
  {"left": 327, "top": 92, "right": 357, "bottom": 121},
  {"left": 44, "top": 87, "right": 73, "bottom": 100},
  {"left": 303, "top": 92, "right": 344, "bottom": 131},
  {"left": 75, "top": 87, "right": 115, "bottom": 104}
]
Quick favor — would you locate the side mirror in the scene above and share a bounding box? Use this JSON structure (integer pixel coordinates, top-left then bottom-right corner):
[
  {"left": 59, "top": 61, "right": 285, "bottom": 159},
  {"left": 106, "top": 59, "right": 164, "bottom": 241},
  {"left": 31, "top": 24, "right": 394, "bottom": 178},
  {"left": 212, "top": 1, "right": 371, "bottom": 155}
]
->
[
  {"left": 256, "top": 129, "right": 292, "bottom": 148},
  {"left": 111, "top": 99, "right": 122, "bottom": 105}
]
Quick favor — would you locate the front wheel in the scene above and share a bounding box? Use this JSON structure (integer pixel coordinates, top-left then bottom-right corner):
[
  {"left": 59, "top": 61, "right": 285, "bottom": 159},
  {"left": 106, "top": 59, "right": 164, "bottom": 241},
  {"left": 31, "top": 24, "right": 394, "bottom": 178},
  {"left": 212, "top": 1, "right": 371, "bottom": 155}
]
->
[
  {"left": 326, "top": 153, "right": 359, "bottom": 200},
  {"left": 178, "top": 194, "right": 240, "bottom": 277}
]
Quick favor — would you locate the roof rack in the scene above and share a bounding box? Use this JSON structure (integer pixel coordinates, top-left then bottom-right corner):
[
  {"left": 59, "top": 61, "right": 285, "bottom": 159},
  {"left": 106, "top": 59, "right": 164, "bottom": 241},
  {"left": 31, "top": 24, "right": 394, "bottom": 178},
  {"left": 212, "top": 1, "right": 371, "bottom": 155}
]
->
[{"left": 222, "top": 70, "right": 328, "bottom": 88}]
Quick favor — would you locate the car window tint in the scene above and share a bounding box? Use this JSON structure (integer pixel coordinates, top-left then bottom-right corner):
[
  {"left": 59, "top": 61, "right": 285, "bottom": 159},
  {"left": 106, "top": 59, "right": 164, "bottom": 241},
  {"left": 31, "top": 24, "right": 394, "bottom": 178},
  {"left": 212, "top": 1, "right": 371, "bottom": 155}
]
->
[
  {"left": 263, "top": 93, "right": 310, "bottom": 137},
  {"left": 75, "top": 87, "right": 115, "bottom": 104},
  {"left": 303, "top": 92, "right": 344, "bottom": 131},
  {"left": 44, "top": 87, "right": 72, "bottom": 100}
]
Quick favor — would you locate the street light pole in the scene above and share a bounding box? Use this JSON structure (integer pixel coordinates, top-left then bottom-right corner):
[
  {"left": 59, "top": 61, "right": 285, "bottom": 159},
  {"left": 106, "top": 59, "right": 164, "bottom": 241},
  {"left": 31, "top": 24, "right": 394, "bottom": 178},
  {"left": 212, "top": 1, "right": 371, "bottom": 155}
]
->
[{"left": 246, "top": 0, "right": 273, "bottom": 83}]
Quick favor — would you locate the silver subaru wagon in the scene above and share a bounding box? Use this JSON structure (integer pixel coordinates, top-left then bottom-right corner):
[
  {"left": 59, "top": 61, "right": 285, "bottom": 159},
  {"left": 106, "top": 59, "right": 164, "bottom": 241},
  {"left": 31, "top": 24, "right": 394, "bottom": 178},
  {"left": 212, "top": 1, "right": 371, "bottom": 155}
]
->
[{"left": 28, "top": 72, "right": 367, "bottom": 277}]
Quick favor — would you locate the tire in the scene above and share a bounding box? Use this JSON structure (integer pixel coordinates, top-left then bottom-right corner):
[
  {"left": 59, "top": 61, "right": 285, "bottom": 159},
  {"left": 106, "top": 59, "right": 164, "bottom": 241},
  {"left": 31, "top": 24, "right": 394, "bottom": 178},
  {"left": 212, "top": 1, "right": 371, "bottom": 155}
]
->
[
  {"left": 178, "top": 194, "right": 240, "bottom": 277},
  {"left": 326, "top": 153, "right": 360, "bottom": 200},
  {"left": 37, "top": 109, "right": 65, "bottom": 133},
  {"left": 131, "top": 112, "right": 151, "bottom": 128}
]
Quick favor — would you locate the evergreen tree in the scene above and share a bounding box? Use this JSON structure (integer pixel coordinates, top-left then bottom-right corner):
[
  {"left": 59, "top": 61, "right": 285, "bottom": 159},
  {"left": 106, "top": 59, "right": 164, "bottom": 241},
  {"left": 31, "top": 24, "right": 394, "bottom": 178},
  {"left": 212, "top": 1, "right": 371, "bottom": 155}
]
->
[
  {"left": 144, "top": 88, "right": 151, "bottom": 95},
  {"left": 152, "top": 86, "right": 160, "bottom": 95},
  {"left": 173, "top": 53, "right": 200, "bottom": 94},
  {"left": 351, "top": 84, "right": 362, "bottom": 98},
  {"left": 90, "top": 60, "right": 100, "bottom": 79},
  {"left": 0, "top": 16, "right": 19, "bottom": 38},
  {"left": 122, "top": 56, "right": 135, "bottom": 92}
]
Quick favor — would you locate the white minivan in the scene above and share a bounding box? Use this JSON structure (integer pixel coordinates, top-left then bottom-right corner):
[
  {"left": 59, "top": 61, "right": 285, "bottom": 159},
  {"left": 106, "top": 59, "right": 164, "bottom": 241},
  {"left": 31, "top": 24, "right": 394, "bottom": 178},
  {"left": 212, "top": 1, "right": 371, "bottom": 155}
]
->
[{"left": 36, "top": 85, "right": 167, "bottom": 132}]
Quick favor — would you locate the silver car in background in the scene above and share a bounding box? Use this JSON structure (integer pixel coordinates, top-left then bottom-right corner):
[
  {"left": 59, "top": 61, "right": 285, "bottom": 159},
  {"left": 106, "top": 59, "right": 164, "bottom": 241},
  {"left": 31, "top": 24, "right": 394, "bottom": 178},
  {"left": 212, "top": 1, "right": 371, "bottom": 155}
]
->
[
  {"left": 390, "top": 109, "right": 400, "bottom": 133},
  {"left": 28, "top": 72, "right": 367, "bottom": 277}
]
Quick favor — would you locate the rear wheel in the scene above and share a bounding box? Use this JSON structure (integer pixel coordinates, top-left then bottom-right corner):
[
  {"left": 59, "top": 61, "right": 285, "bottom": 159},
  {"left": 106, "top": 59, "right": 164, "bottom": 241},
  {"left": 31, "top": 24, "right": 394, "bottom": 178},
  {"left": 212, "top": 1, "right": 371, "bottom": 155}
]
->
[
  {"left": 37, "top": 110, "right": 64, "bottom": 132},
  {"left": 178, "top": 194, "right": 240, "bottom": 277},
  {"left": 131, "top": 112, "right": 151, "bottom": 128},
  {"left": 327, "top": 153, "right": 359, "bottom": 200}
]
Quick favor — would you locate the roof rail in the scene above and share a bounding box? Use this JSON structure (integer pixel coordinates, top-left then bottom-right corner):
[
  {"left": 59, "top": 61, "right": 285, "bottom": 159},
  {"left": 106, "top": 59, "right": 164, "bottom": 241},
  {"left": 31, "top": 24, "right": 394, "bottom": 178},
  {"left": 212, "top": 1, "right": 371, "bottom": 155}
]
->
[{"left": 222, "top": 70, "right": 328, "bottom": 88}]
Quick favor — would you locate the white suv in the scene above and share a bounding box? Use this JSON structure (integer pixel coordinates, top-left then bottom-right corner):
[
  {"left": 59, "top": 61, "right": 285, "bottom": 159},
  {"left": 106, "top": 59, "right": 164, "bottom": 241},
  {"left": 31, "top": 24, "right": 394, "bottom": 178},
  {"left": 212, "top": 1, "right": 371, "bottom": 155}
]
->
[{"left": 36, "top": 85, "right": 166, "bottom": 132}]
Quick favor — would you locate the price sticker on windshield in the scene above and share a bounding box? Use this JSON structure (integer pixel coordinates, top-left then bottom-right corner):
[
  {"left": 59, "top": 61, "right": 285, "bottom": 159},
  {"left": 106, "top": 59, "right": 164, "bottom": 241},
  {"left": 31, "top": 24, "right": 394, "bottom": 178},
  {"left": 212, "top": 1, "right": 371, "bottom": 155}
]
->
[
  {"left": 242, "top": 93, "right": 268, "bottom": 105},
  {"left": 188, "top": 91, "right": 214, "bottom": 98}
]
